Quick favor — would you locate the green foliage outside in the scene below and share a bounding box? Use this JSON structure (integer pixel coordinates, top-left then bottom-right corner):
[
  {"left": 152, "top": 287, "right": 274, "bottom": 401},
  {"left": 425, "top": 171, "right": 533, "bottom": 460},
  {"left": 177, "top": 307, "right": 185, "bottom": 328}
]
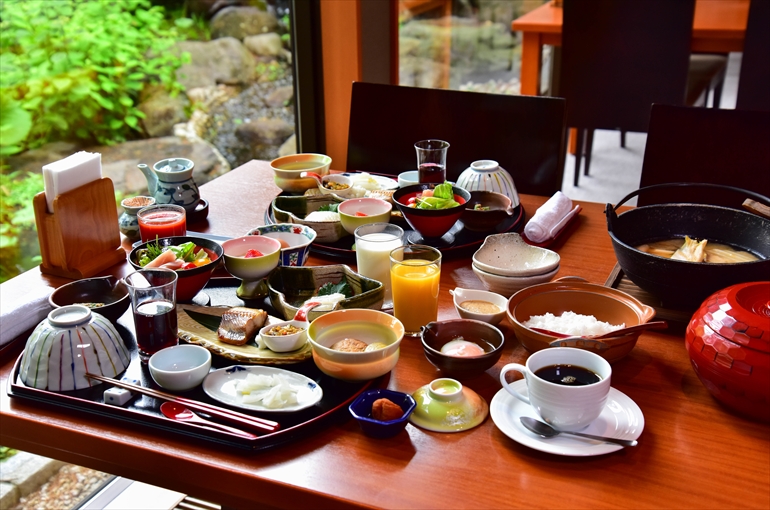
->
[
  {"left": 0, "top": 446, "right": 18, "bottom": 461},
  {"left": 0, "top": 0, "right": 196, "bottom": 283}
]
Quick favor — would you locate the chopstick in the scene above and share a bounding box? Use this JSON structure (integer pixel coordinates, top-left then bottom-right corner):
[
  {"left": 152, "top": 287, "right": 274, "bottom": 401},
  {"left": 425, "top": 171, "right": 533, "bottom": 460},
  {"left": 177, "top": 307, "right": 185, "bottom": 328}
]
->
[{"left": 85, "top": 373, "right": 280, "bottom": 434}]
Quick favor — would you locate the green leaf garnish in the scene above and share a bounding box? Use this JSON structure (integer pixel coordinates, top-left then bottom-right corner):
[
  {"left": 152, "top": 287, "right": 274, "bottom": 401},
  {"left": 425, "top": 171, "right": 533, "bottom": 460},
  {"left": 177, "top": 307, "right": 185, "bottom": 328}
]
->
[
  {"left": 317, "top": 281, "right": 353, "bottom": 297},
  {"left": 318, "top": 203, "right": 339, "bottom": 212}
]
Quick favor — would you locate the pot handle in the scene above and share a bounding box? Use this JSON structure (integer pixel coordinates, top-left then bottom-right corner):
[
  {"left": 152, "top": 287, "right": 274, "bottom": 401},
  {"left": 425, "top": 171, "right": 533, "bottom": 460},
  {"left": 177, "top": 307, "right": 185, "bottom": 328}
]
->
[{"left": 609, "top": 182, "right": 770, "bottom": 212}]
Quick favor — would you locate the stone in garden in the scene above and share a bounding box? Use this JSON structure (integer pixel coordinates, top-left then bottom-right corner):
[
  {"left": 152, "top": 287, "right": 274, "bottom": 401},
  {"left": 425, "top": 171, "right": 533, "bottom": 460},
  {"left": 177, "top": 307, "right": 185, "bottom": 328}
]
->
[
  {"left": 210, "top": 6, "right": 279, "bottom": 40},
  {"left": 265, "top": 85, "right": 294, "bottom": 108},
  {"left": 174, "top": 37, "right": 257, "bottom": 89},
  {"left": 0, "top": 452, "right": 64, "bottom": 499},
  {"left": 137, "top": 86, "right": 190, "bottom": 137},
  {"left": 244, "top": 33, "right": 284, "bottom": 57},
  {"left": 279, "top": 133, "right": 296, "bottom": 157},
  {"left": 234, "top": 118, "right": 293, "bottom": 146}
]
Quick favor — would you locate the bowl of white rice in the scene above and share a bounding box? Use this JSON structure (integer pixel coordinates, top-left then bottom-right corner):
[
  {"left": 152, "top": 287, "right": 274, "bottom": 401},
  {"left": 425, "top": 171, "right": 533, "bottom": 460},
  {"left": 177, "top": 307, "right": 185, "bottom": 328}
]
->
[{"left": 506, "top": 280, "right": 657, "bottom": 362}]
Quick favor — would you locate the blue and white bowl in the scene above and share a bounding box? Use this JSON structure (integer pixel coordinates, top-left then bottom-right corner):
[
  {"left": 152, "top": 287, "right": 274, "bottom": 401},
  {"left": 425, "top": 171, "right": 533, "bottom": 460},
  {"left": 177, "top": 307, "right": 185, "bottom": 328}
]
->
[{"left": 247, "top": 224, "right": 317, "bottom": 267}]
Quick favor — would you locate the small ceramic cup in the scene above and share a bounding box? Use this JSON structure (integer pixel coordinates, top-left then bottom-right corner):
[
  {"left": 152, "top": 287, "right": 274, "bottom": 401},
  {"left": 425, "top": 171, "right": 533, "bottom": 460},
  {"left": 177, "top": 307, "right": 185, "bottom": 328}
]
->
[{"left": 500, "top": 347, "right": 611, "bottom": 431}]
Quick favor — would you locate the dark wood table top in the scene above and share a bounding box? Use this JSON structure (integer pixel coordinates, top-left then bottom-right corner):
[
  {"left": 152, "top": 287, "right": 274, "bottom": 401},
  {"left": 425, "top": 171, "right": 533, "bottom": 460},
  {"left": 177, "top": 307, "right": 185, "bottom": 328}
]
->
[{"left": 1, "top": 160, "right": 768, "bottom": 509}]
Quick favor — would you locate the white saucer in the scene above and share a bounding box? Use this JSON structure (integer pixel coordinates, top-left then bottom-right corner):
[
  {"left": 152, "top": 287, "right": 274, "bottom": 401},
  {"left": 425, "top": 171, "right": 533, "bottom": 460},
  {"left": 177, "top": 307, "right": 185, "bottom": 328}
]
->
[
  {"left": 490, "top": 379, "right": 644, "bottom": 456},
  {"left": 203, "top": 365, "right": 322, "bottom": 413}
]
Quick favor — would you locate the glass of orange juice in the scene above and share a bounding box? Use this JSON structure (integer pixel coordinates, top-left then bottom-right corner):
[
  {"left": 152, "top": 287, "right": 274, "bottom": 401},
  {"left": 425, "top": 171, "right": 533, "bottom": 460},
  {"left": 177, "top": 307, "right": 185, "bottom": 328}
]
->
[{"left": 390, "top": 245, "right": 442, "bottom": 336}]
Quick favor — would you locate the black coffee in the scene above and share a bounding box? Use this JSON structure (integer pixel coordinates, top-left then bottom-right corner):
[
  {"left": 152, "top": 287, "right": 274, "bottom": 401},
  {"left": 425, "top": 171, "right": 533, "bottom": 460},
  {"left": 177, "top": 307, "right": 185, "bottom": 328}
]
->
[{"left": 534, "top": 364, "right": 601, "bottom": 386}]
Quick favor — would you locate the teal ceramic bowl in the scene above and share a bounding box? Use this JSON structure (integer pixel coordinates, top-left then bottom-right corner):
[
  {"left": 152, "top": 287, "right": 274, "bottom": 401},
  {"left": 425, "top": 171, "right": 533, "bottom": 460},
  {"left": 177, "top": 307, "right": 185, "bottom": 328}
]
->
[
  {"left": 272, "top": 194, "right": 347, "bottom": 243},
  {"left": 266, "top": 264, "right": 384, "bottom": 322},
  {"left": 222, "top": 236, "right": 281, "bottom": 299},
  {"left": 338, "top": 197, "right": 393, "bottom": 235}
]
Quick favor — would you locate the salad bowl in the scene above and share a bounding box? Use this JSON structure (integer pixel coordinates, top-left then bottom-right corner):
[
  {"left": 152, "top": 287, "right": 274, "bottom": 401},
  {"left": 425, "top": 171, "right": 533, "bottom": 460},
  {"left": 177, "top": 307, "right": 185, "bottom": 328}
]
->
[
  {"left": 392, "top": 183, "right": 470, "bottom": 245},
  {"left": 128, "top": 236, "right": 223, "bottom": 302}
]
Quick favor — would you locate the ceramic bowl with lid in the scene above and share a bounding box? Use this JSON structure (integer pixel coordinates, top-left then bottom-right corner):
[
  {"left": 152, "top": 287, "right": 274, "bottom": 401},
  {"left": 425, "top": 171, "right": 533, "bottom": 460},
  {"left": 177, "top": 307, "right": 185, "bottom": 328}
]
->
[
  {"left": 456, "top": 160, "right": 520, "bottom": 206},
  {"left": 20, "top": 305, "right": 131, "bottom": 392},
  {"left": 409, "top": 378, "right": 488, "bottom": 432},
  {"left": 685, "top": 281, "right": 770, "bottom": 422}
]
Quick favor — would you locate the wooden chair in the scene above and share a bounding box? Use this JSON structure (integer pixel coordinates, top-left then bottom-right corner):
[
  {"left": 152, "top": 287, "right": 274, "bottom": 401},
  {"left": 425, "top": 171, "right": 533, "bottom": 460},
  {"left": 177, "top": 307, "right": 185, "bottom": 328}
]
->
[
  {"left": 736, "top": 0, "right": 770, "bottom": 112},
  {"left": 346, "top": 82, "right": 567, "bottom": 197},
  {"left": 558, "top": 0, "right": 727, "bottom": 186},
  {"left": 638, "top": 104, "right": 770, "bottom": 208}
]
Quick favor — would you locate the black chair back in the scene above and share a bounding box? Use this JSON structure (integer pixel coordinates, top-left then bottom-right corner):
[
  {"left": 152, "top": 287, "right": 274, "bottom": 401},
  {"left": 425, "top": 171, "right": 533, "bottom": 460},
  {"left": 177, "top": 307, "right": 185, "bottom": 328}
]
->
[
  {"left": 559, "top": 0, "right": 695, "bottom": 133},
  {"left": 346, "top": 82, "right": 567, "bottom": 196},
  {"left": 638, "top": 104, "right": 770, "bottom": 207},
  {"left": 736, "top": 0, "right": 770, "bottom": 112}
]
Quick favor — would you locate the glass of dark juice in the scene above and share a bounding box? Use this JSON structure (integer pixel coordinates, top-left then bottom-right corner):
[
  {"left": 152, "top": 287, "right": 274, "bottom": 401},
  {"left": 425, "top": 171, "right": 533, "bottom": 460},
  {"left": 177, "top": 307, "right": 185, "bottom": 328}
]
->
[
  {"left": 124, "top": 268, "right": 178, "bottom": 362},
  {"left": 415, "top": 139, "right": 450, "bottom": 184}
]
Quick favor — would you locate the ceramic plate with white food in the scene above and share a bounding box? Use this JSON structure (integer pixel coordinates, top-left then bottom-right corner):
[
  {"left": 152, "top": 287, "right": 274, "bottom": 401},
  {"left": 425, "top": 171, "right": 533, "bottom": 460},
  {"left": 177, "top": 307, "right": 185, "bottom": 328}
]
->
[
  {"left": 203, "top": 365, "right": 323, "bottom": 413},
  {"left": 490, "top": 379, "right": 644, "bottom": 456},
  {"left": 340, "top": 172, "right": 399, "bottom": 191}
]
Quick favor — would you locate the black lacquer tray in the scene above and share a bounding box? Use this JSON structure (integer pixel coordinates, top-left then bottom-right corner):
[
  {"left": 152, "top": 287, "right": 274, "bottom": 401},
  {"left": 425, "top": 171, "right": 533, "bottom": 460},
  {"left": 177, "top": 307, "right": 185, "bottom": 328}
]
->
[
  {"left": 265, "top": 194, "right": 526, "bottom": 262},
  {"left": 7, "top": 279, "right": 376, "bottom": 451}
]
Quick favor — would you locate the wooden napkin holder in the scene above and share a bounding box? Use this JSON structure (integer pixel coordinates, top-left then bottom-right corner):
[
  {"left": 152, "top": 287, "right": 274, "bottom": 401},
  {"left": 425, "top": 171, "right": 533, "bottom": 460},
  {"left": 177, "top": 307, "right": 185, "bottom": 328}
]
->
[{"left": 33, "top": 178, "right": 126, "bottom": 279}]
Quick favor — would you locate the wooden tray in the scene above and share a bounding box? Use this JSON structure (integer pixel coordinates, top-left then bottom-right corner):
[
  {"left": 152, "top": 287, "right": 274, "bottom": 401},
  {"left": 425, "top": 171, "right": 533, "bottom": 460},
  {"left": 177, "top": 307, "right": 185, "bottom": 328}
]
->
[
  {"left": 604, "top": 263, "right": 696, "bottom": 324},
  {"left": 265, "top": 196, "right": 526, "bottom": 262},
  {"left": 6, "top": 278, "right": 376, "bottom": 451}
]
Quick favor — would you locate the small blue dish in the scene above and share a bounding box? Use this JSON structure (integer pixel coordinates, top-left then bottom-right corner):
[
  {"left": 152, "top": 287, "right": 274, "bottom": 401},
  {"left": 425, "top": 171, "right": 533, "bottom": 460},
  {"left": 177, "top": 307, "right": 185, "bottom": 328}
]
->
[{"left": 349, "top": 389, "right": 416, "bottom": 438}]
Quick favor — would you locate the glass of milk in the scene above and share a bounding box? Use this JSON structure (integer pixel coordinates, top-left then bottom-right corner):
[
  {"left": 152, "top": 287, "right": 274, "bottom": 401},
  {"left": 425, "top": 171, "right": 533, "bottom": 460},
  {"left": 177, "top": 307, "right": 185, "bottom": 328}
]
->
[{"left": 354, "top": 223, "right": 404, "bottom": 309}]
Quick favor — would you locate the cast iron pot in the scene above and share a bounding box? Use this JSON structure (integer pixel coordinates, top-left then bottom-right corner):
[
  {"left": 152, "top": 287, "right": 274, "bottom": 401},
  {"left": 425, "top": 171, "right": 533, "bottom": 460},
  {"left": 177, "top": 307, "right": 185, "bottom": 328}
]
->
[{"left": 606, "top": 183, "right": 770, "bottom": 308}]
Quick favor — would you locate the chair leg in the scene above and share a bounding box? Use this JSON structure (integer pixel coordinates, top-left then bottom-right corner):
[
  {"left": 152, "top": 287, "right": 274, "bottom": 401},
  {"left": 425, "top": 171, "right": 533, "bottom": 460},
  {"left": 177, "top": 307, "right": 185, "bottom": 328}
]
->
[
  {"left": 574, "top": 128, "right": 584, "bottom": 187},
  {"left": 712, "top": 67, "right": 726, "bottom": 108},
  {"left": 620, "top": 130, "right": 626, "bottom": 148},
  {"left": 584, "top": 129, "right": 594, "bottom": 176}
]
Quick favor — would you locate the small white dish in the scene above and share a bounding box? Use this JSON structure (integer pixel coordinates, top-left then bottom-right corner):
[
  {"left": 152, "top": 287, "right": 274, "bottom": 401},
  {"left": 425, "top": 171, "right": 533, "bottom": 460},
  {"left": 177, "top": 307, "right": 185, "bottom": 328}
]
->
[
  {"left": 149, "top": 344, "right": 212, "bottom": 392},
  {"left": 340, "top": 172, "right": 399, "bottom": 191},
  {"left": 472, "top": 263, "right": 559, "bottom": 297},
  {"left": 203, "top": 365, "right": 323, "bottom": 413},
  {"left": 450, "top": 287, "right": 507, "bottom": 325},
  {"left": 489, "top": 379, "right": 644, "bottom": 456},
  {"left": 473, "top": 233, "right": 560, "bottom": 277},
  {"left": 397, "top": 171, "right": 419, "bottom": 188},
  {"left": 258, "top": 320, "right": 308, "bottom": 352}
]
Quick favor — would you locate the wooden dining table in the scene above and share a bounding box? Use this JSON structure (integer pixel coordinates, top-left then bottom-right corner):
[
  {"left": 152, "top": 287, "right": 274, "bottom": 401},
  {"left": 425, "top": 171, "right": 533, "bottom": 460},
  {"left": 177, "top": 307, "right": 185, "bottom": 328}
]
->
[
  {"left": 513, "top": 0, "right": 751, "bottom": 96},
  {"left": 1, "top": 160, "right": 768, "bottom": 509}
]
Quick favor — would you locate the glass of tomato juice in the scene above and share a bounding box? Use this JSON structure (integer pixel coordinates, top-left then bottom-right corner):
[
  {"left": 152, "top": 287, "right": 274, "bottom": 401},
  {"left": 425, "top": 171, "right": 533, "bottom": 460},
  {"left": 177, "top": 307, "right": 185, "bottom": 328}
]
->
[
  {"left": 390, "top": 244, "right": 442, "bottom": 336},
  {"left": 137, "top": 204, "right": 187, "bottom": 242}
]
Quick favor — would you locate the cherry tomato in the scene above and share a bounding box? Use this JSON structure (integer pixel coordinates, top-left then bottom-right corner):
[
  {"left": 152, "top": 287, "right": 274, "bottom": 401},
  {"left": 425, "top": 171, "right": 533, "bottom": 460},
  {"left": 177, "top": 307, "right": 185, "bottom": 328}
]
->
[
  {"left": 407, "top": 196, "right": 417, "bottom": 206},
  {"left": 182, "top": 262, "right": 197, "bottom": 270},
  {"left": 244, "top": 249, "right": 264, "bottom": 258}
]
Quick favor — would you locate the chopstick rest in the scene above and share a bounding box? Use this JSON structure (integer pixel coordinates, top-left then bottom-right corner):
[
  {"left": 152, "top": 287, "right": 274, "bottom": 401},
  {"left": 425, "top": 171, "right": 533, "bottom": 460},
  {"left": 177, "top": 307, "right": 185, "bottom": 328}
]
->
[{"left": 85, "top": 373, "right": 280, "bottom": 434}]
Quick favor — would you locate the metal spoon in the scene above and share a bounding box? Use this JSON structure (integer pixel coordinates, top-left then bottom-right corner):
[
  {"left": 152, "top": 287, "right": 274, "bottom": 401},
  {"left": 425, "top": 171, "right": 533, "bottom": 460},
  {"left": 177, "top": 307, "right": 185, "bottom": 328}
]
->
[
  {"left": 520, "top": 417, "right": 638, "bottom": 447},
  {"left": 160, "top": 402, "right": 257, "bottom": 439}
]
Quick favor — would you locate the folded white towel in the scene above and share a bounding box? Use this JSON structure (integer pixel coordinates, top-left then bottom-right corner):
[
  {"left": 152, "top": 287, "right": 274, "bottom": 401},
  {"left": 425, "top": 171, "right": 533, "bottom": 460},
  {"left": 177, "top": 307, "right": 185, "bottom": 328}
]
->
[
  {"left": 524, "top": 191, "right": 573, "bottom": 243},
  {"left": 0, "top": 284, "right": 53, "bottom": 346}
]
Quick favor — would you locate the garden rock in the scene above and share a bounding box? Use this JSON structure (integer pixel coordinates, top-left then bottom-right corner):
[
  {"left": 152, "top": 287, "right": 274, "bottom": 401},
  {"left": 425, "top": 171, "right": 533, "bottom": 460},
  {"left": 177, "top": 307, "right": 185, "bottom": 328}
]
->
[
  {"left": 235, "top": 117, "right": 293, "bottom": 146},
  {"left": 210, "top": 6, "right": 279, "bottom": 40},
  {"left": 175, "top": 38, "right": 257, "bottom": 89},
  {"left": 138, "top": 87, "right": 190, "bottom": 137},
  {"left": 244, "top": 33, "right": 285, "bottom": 57},
  {"left": 265, "top": 85, "right": 293, "bottom": 108}
]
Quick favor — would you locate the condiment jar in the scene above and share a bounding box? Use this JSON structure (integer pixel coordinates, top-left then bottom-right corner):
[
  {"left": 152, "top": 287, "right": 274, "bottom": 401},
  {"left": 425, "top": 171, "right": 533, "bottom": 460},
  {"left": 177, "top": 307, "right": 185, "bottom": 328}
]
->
[{"left": 119, "top": 196, "right": 155, "bottom": 241}]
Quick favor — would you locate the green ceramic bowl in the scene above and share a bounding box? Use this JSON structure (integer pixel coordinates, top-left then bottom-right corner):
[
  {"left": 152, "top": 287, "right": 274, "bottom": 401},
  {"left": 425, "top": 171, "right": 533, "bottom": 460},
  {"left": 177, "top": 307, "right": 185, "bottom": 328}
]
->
[
  {"left": 266, "top": 264, "right": 384, "bottom": 321},
  {"left": 272, "top": 194, "right": 347, "bottom": 243},
  {"left": 338, "top": 197, "right": 393, "bottom": 235},
  {"left": 409, "top": 378, "right": 489, "bottom": 433},
  {"left": 222, "top": 236, "right": 281, "bottom": 299}
]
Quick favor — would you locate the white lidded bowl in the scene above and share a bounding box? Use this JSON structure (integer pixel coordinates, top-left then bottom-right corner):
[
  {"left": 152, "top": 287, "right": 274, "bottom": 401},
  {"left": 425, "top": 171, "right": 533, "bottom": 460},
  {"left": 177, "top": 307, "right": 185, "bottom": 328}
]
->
[
  {"left": 450, "top": 287, "right": 508, "bottom": 325},
  {"left": 472, "top": 232, "right": 560, "bottom": 277},
  {"left": 20, "top": 305, "right": 130, "bottom": 392},
  {"left": 456, "top": 160, "right": 520, "bottom": 206},
  {"left": 472, "top": 263, "right": 559, "bottom": 297},
  {"left": 149, "top": 344, "right": 212, "bottom": 392}
]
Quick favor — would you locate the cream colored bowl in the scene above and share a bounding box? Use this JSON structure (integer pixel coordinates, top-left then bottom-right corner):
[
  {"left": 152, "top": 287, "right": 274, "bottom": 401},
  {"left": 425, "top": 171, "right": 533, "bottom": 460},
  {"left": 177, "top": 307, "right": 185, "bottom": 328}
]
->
[
  {"left": 473, "top": 232, "right": 560, "bottom": 277},
  {"left": 472, "top": 263, "right": 559, "bottom": 297}
]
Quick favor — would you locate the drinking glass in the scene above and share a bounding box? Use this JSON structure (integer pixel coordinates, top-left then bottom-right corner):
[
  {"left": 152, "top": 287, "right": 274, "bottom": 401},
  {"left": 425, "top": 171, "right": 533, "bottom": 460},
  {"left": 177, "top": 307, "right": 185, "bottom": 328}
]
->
[
  {"left": 124, "top": 268, "right": 178, "bottom": 362},
  {"left": 415, "top": 139, "right": 449, "bottom": 184},
  {"left": 354, "top": 223, "right": 404, "bottom": 309},
  {"left": 137, "top": 204, "right": 187, "bottom": 242},
  {"left": 390, "top": 245, "right": 442, "bottom": 335}
]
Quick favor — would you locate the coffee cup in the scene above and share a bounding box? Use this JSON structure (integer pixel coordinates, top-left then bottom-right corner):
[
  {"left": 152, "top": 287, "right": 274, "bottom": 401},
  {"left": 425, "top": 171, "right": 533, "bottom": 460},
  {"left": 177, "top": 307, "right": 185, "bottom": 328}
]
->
[{"left": 499, "top": 347, "right": 611, "bottom": 431}]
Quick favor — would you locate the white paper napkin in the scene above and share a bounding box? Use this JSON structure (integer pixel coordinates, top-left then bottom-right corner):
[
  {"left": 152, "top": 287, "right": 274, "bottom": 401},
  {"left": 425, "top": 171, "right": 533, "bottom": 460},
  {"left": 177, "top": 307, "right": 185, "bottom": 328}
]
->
[
  {"left": 524, "top": 191, "right": 574, "bottom": 243},
  {"left": 0, "top": 284, "right": 53, "bottom": 346},
  {"left": 42, "top": 151, "right": 102, "bottom": 213}
]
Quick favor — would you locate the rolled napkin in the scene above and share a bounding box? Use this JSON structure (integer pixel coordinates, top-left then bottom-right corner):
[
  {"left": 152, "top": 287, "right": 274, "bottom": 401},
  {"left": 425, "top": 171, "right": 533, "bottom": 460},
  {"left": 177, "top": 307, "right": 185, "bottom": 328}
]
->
[
  {"left": 524, "top": 191, "right": 573, "bottom": 243},
  {"left": 42, "top": 151, "right": 102, "bottom": 213},
  {"left": 0, "top": 284, "right": 53, "bottom": 346}
]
